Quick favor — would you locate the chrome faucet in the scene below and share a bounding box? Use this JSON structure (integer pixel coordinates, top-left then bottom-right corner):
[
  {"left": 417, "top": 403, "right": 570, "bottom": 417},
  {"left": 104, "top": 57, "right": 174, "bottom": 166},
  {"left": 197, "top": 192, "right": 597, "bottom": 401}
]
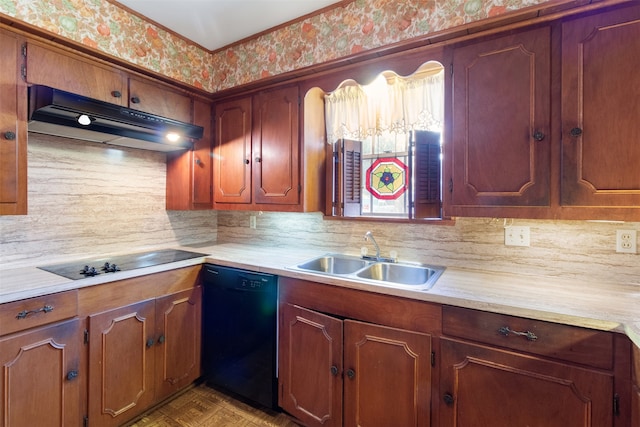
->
[
  {"left": 363, "top": 231, "right": 396, "bottom": 262},
  {"left": 364, "top": 231, "right": 381, "bottom": 259}
]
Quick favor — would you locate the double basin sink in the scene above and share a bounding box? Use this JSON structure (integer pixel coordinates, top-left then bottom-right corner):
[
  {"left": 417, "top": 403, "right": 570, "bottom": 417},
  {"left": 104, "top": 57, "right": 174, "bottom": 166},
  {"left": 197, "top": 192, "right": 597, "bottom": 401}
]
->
[{"left": 289, "top": 254, "right": 445, "bottom": 291}]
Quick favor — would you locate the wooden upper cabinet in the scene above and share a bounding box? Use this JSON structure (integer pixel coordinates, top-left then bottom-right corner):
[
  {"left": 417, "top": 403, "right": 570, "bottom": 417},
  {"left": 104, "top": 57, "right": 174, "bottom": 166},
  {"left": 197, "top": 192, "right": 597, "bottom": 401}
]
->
[
  {"left": 166, "top": 98, "right": 213, "bottom": 210},
  {"left": 252, "top": 85, "right": 300, "bottom": 205},
  {"left": 214, "top": 96, "right": 253, "bottom": 204},
  {"left": 128, "top": 77, "right": 192, "bottom": 122},
  {"left": 0, "top": 29, "right": 27, "bottom": 215},
  {"left": 561, "top": 5, "right": 640, "bottom": 214},
  {"left": 448, "top": 26, "right": 551, "bottom": 214},
  {"left": 25, "top": 41, "right": 126, "bottom": 105}
]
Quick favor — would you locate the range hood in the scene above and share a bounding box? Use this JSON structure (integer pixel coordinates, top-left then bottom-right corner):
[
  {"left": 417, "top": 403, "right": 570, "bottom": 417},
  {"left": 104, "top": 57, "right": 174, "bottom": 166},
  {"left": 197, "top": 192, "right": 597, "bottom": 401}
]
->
[{"left": 28, "top": 85, "right": 204, "bottom": 152}]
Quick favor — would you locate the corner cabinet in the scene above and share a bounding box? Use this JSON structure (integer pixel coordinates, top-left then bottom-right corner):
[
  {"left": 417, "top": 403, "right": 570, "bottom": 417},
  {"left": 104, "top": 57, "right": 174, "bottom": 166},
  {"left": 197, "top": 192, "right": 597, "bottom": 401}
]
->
[
  {"left": 0, "top": 29, "right": 27, "bottom": 215},
  {"left": 213, "top": 85, "right": 324, "bottom": 212},
  {"left": 446, "top": 26, "right": 551, "bottom": 217},
  {"left": 440, "top": 306, "right": 625, "bottom": 427},
  {"left": 560, "top": 5, "right": 640, "bottom": 217}
]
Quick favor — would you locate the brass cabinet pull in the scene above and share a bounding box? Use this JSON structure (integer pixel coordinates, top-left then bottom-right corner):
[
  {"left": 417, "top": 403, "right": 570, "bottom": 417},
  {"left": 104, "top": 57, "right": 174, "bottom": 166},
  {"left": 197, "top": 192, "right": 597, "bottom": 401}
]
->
[
  {"left": 16, "top": 305, "right": 53, "bottom": 319},
  {"left": 498, "top": 326, "right": 538, "bottom": 341}
]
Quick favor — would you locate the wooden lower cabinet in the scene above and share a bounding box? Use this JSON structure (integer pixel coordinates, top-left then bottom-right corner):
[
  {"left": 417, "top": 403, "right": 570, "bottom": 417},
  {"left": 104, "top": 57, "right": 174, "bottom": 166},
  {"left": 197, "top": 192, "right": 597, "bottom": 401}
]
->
[
  {"left": 279, "top": 303, "right": 432, "bottom": 427},
  {"left": 0, "top": 318, "right": 83, "bottom": 427},
  {"left": 440, "top": 337, "right": 614, "bottom": 427},
  {"left": 87, "top": 287, "right": 202, "bottom": 427},
  {"left": 633, "top": 344, "right": 640, "bottom": 427}
]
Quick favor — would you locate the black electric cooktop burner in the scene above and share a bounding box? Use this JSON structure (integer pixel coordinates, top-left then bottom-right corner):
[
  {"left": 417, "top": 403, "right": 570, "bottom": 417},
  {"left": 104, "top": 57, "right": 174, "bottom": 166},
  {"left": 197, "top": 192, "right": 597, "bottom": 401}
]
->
[{"left": 38, "top": 249, "right": 208, "bottom": 280}]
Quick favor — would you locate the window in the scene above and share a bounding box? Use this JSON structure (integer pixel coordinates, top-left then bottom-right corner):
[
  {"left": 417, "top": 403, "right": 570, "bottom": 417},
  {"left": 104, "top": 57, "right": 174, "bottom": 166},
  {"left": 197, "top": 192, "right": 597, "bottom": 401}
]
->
[{"left": 324, "top": 62, "right": 445, "bottom": 219}]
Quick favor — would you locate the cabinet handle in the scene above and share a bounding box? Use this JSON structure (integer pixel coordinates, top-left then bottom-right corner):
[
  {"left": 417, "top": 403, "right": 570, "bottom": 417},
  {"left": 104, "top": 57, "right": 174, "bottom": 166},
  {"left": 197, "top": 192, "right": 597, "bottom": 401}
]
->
[
  {"left": 443, "top": 393, "right": 455, "bottom": 406},
  {"left": 498, "top": 326, "right": 538, "bottom": 341},
  {"left": 255, "top": 157, "right": 261, "bottom": 163},
  {"left": 146, "top": 338, "right": 155, "bottom": 348},
  {"left": 131, "top": 96, "right": 140, "bottom": 104},
  {"left": 330, "top": 365, "right": 339, "bottom": 376},
  {"left": 111, "top": 90, "right": 122, "bottom": 98},
  {"left": 195, "top": 158, "right": 202, "bottom": 166},
  {"left": 570, "top": 127, "right": 583, "bottom": 137},
  {"left": 346, "top": 368, "right": 355, "bottom": 379},
  {"left": 16, "top": 304, "right": 53, "bottom": 319},
  {"left": 3, "top": 131, "right": 16, "bottom": 140},
  {"left": 244, "top": 159, "right": 250, "bottom": 165},
  {"left": 157, "top": 334, "right": 165, "bottom": 344},
  {"left": 66, "top": 370, "right": 79, "bottom": 381},
  {"left": 532, "top": 130, "right": 545, "bottom": 141}
]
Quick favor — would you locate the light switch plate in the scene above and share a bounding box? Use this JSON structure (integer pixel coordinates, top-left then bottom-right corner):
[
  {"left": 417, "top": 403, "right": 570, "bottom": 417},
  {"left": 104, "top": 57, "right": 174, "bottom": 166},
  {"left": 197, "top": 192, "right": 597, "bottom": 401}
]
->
[{"left": 505, "top": 226, "right": 530, "bottom": 247}]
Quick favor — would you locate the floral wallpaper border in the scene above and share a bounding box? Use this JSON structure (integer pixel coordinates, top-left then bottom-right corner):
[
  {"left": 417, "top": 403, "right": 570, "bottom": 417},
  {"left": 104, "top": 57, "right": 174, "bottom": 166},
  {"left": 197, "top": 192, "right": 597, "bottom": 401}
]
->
[{"left": 1, "top": 0, "right": 553, "bottom": 93}]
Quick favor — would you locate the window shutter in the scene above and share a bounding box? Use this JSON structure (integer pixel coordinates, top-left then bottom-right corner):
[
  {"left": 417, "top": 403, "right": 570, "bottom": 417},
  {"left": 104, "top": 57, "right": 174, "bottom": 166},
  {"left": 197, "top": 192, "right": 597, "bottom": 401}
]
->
[
  {"left": 337, "top": 139, "right": 362, "bottom": 217},
  {"left": 414, "top": 131, "right": 442, "bottom": 218}
]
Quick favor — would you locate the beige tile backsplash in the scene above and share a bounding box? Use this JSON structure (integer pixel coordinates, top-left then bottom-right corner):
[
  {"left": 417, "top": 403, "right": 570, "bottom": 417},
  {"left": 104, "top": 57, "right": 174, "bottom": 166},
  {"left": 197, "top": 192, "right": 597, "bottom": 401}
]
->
[{"left": 1, "top": 134, "right": 638, "bottom": 287}]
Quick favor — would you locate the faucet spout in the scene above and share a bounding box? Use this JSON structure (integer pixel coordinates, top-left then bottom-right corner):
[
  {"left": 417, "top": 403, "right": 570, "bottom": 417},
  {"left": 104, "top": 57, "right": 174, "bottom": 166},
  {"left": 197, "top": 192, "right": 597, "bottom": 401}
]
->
[{"left": 364, "top": 231, "right": 381, "bottom": 259}]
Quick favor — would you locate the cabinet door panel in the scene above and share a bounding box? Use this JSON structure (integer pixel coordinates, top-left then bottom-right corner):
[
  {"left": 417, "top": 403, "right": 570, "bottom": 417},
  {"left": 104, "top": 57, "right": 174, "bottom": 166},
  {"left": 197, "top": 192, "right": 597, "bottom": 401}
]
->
[
  {"left": 561, "top": 5, "right": 640, "bottom": 208},
  {"left": 0, "top": 319, "right": 82, "bottom": 427},
  {"left": 451, "top": 27, "right": 550, "bottom": 208},
  {"left": 88, "top": 299, "right": 156, "bottom": 427},
  {"left": 192, "top": 99, "right": 213, "bottom": 207},
  {"left": 279, "top": 304, "right": 342, "bottom": 427},
  {"left": 440, "top": 338, "right": 613, "bottom": 427},
  {"left": 155, "top": 287, "right": 202, "bottom": 400},
  {"left": 26, "top": 42, "right": 126, "bottom": 105},
  {"left": 343, "top": 320, "right": 432, "bottom": 427},
  {"left": 128, "top": 78, "right": 192, "bottom": 122},
  {"left": 214, "top": 97, "right": 252, "bottom": 204},
  {"left": 0, "top": 30, "right": 27, "bottom": 215},
  {"left": 253, "top": 86, "right": 300, "bottom": 205}
]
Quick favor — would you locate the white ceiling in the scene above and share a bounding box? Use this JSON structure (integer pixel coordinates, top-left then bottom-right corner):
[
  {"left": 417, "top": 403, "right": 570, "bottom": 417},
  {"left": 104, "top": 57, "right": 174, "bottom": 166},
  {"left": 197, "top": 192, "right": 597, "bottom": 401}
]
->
[{"left": 117, "top": 0, "right": 341, "bottom": 51}]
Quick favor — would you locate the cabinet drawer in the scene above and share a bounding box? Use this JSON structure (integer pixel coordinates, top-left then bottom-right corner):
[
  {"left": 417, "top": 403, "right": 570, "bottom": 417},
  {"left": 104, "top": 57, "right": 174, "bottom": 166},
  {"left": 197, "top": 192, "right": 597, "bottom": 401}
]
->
[
  {"left": 0, "top": 290, "right": 78, "bottom": 336},
  {"left": 442, "top": 305, "right": 613, "bottom": 369}
]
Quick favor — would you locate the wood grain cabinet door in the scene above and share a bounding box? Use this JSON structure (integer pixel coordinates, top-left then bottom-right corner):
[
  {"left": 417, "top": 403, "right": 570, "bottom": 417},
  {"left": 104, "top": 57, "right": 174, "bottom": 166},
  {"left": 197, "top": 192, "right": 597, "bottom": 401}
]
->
[
  {"left": 252, "top": 86, "right": 300, "bottom": 205},
  {"left": 214, "top": 97, "right": 253, "bottom": 204},
  {"left": 440, "top": 338, "right": 613, "bottom": 427},
  {"left": 343, "top": 320, "right": 432, "bottom": 427},
  {"left": 561, "top": 5, "right": 640, "bottom": 211},
  {"left": 279, "top": 304, "right": 343, "bottom": 427},
  {"left": 128, "top": 78, "right": 192, "bottom": 123},
  {"left": 25, "top": 42, "right": 126, "bottom": 105},
  {"left": 450, "top": 26, "right": 551, "bottom": 211},
  {"left": 154, "top": 287, "right": 202, "bottom": 401},
  {"left": 88, "top": 299, "right": 156, "bottom": 427},
  {"left": 0, "top": 319, "right": 82, "bottom": 427},
  {"left": 0, "top": 29, "right": 27, "bottom": 216}
]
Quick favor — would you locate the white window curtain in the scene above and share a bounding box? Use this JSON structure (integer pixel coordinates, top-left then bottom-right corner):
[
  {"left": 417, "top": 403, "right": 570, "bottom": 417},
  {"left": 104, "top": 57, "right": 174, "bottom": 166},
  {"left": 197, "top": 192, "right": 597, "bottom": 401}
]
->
[{"left": 324, "top": 68, "right": 444, "bottom": 143}]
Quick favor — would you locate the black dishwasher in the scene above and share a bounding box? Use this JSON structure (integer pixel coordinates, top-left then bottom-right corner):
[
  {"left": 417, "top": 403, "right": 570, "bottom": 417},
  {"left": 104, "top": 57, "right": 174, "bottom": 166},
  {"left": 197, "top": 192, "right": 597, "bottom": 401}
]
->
[{"left": 202, "top": 264, "right": 278, "bottom": 409}]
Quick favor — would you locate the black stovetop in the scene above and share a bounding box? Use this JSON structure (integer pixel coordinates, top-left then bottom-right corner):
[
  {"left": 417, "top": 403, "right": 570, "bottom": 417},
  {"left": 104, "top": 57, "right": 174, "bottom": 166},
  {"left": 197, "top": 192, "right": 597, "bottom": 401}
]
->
[{"left": 38, "top": 249, "right": 208, "bottom": 280}]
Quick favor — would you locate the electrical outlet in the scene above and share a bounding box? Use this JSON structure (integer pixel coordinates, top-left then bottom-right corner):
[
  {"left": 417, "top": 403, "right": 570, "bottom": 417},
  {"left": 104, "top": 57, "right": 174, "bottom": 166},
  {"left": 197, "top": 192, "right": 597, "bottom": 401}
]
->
[
  {"left": 505, "top": 226, "right": 530, "bottom": 247},
  {"left": 616, "top": 229, "right": 637, "bottom": 254},
  {"left": 249, "top": 215, "right": 257, "bottom": 229}
]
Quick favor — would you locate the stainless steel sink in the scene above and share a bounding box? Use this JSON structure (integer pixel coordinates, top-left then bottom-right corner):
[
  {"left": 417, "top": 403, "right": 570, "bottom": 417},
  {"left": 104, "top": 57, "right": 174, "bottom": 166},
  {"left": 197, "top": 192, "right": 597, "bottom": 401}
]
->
[
  {"left": 295, "top": 254, "right": 373, "bottom": 275},
  {"left": 289, "top": 254, "right": 444, "bottom": 291},
  {"left": 356, "top": 262, "right": 443, "bottom": 288}
]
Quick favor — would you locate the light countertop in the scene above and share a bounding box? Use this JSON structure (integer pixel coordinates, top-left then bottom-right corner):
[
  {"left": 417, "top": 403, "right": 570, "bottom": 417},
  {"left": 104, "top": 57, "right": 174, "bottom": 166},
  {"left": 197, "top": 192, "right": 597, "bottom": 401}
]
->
[{"left": 1, "top": 242, "right": 639, "bottom": 348}]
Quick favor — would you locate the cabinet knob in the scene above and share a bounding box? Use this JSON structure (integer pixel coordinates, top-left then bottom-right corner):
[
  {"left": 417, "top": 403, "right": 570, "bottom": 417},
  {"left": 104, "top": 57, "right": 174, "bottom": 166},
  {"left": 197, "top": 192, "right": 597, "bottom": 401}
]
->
[
  {"left": 131, "top": 96, "right": 140, "bottom": 104},
  {"left": 532, "top": 130, "right": 545, "bottom": 141},
  {"left": 157, "top": 334, "right": 165, "bottom": 344},
  {"left": 330, "top": 365, "right": 339, "bottom": 376},
  {"left": 346, "top": 368, "right": 355, "bottom": 379},
  {"left": 570, "top": 127, "right": 583, "bottom": 137},
  {"left": 244, "top": 159, "right": 250, "bottom": 165},
  {"left": 443, "top": 393, "right": 455, "bottom": 406},
  {"left": 111, "top": 90, "right": 122, "bottom": 98},
  {"left": 146, "top": 338, "right": 155, "bottom": 348},
  {"left": 195, "top": 158, "right": 202, "bottom": 166},
  {"left": 3, "top": 131, "right": 16, "bottom": 140},
  {"left": 66, "top": 370, "right": 79, "bottom": 381},
  {"left": 255, "top": 157, "right": 261, "bottom": 163}
]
